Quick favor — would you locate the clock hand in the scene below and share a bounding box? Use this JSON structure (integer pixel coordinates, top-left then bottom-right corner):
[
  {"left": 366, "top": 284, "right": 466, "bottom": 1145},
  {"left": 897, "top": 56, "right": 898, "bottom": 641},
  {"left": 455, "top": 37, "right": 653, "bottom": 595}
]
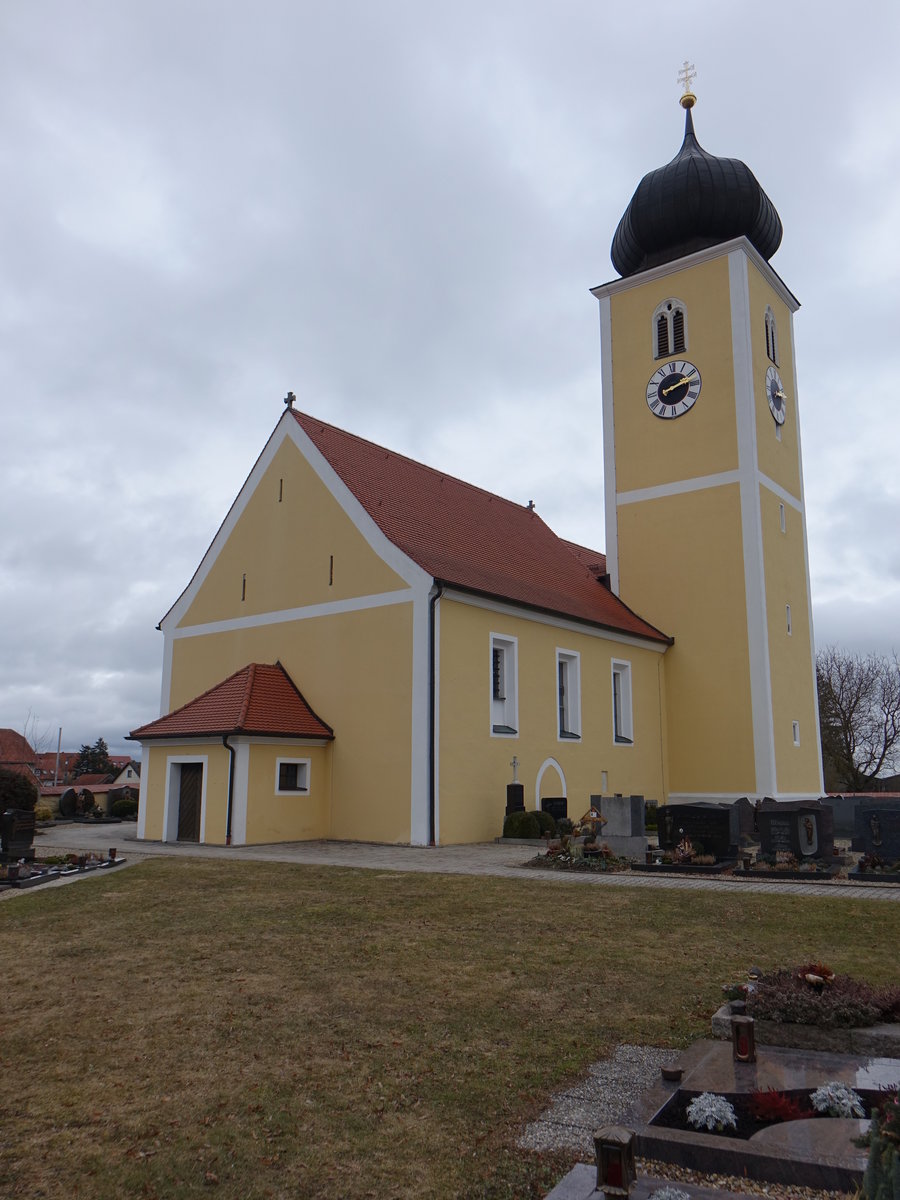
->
[{"left": 662, "top": 375, "right": 692, "bottom": 396}]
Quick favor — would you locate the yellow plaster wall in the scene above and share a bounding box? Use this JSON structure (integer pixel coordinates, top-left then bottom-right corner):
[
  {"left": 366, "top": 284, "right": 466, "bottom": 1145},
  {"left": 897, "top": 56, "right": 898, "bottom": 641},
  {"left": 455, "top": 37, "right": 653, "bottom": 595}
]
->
[
  {"left": 747, "top": 265, "right": 802, "bottom": 498},
  {"left": 243, "top": 742, "right": 332, "bottom": 843},
  {"left": 139, "top": 741, "right": 230, "bottom": 843},
  {"left": 608, "top": 256, "right": 739, "bottom": 494},
  {"left": 435, "top": 597, "right": 667, "bottom": 844},
  {"left": 759, "top": 486, "right": 821, "bottom": 792},
  {"left": 180, "top": 437, "right": 409, "bottom": 628},
  {"left": 168, "top": 600, "right": 414, "bottom": 843},
  {"left": 616, "top": 484, "right": 756, "bottom": 794}
]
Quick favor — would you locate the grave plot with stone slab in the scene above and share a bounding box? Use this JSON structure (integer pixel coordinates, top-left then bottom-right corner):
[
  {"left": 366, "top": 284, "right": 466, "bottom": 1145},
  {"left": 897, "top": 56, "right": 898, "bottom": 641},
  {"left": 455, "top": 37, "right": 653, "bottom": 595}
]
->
[{"left": 623, "top": 1038, "right": 900, "bottom": 1192}]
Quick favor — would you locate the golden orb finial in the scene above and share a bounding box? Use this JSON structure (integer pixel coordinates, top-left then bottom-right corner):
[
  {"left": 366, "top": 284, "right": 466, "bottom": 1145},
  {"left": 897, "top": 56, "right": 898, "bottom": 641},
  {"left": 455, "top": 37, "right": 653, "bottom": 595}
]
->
[{"left": 677, "top": 59, "right": 697, "bottom": 109}]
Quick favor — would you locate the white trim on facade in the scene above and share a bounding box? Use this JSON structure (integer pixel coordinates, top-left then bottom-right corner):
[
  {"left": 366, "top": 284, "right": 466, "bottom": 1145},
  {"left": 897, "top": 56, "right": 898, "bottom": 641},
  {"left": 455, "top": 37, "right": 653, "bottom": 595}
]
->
[
  {"left": 598, "top": 293, "right": 618, "bottom": 594},
  {"left": 136, "top": 760, "right": 149, "bottom": 839},
  {"left": 169, "top": 588, "right": 416, "bottom": 641},
  {"left": 409, "top": 583, "right": 433, "bottom": 846},
  {"left": 431, "top": 589, "right": 442, "bottom": 846},
  {"left": 440, "top": 588, "right": 668, "bottom": 654},
  {"left": 535, "top": 757, "right": 566, "bottom": 809},
  {"left": 591, "top": 235, "right": 800, "bottom": 314},
  {"left": 275, "top": 757, "right": 311, "bottom": 794},
  {"left": 666, "top": 790, "right": 821, "bottom": 802},
  {"left": 161, "top": 754, "right": 209, "bottom": 844},
  {"left": 729, "top": 248, "right": 777, "bottom": 797},
  {"left": 616, "top": 470, "right": 741, "bottom": 508},
  {"left": 231, "top": 741, "right": 250, "bottom": 845}
]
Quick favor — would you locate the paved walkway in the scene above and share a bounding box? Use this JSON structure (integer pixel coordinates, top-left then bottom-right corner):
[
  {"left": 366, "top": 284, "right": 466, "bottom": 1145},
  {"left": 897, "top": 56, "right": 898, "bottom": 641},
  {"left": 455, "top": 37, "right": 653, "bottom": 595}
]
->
[{"left": 24, "top": 821, "right": 900, "bottom": 901}]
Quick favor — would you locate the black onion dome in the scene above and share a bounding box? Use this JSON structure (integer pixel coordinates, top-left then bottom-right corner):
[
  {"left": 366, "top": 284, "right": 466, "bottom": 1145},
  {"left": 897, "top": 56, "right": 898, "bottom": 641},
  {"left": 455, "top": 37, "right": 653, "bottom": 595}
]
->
[{"left": 610, "top": 103, "right": 782, "bottom": 277}]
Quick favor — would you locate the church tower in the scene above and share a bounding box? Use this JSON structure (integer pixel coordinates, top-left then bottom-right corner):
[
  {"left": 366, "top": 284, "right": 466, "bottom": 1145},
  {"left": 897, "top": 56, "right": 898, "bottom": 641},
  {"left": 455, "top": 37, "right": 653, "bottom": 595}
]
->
[{"left": 591, "top": 75, "right": 823, "bottom": 802}]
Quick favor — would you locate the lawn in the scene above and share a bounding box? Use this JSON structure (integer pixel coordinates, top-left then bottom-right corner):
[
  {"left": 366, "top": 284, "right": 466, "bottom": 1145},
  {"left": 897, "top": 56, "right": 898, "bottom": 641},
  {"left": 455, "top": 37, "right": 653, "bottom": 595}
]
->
[{"left": 2, "top": 859, "right": 898, "bottom": 1199}]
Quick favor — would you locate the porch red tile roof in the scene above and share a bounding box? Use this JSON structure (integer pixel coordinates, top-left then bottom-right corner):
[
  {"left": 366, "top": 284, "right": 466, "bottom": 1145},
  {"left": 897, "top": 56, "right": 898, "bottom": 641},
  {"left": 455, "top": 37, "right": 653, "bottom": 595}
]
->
[
  {"left": 293, "top": 412, "right": 668, "bottom": 643},
  {"left": 129, "top": 663, "right": 334, "bottom": 742}
]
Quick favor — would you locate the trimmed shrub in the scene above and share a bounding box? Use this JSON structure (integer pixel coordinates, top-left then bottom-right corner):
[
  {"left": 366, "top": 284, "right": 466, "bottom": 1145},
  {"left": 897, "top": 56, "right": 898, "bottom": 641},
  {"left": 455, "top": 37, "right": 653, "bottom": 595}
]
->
[
  {"left": 502, "top": 810, "right": 541, "bottom": 839},
  {"left": 33, "top": 804, "right": 54, "bottom": 822},
  {"left": 0, "top": 766, "right": 38, "bottom": 811},
  {"left": 111, "top": 797, "right": 139, "bottom": 819},
  {"left": 535, "top": 810, "right": 557, "bottom": 837}
]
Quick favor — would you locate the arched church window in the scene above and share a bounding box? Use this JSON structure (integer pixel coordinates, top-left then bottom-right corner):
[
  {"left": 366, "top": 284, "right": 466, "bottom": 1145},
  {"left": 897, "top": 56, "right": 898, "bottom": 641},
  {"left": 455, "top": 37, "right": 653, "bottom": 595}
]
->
[
  {"left": 652, "top": 299, "right": 687, "bottom": 358},
  {"left": 765, "top": 307, "right": 778, "bottom": 364}
]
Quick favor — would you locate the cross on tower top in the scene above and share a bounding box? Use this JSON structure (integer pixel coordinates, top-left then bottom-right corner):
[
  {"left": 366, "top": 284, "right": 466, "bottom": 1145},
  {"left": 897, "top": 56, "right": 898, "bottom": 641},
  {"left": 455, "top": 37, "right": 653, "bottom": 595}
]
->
[{"left": 678, "top": 60, "right": 697, "bottom": 109}]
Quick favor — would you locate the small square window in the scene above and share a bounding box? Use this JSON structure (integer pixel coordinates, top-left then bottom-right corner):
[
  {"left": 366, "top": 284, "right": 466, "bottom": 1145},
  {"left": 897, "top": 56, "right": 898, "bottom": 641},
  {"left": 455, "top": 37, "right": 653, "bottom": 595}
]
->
[{"left": 276, "top": 759, "right": 310, "bottom": 794}]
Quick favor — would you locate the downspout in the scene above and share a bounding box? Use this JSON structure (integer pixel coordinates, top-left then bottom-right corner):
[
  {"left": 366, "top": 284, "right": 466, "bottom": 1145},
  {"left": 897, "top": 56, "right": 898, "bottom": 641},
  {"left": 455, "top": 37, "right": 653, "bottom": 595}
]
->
[
  {"left": 222, "top": 734, "right": 236, "bottom": 846},
  {"left": 428, "top": 583, "right": 444, "bottom": 847}
]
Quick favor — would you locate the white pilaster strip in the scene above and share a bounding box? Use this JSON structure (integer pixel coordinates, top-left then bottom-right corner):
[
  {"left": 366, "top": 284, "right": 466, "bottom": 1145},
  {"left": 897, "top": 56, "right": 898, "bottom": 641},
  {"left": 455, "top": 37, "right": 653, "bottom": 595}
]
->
[
  {"left": 598, "top": 294, "right": 619, "bottom": 594},
  {"left": 617, "top": 470, "right": 741, "bottom": 507},
  {"left": 789, "top": 311, "right": 825, "bottom": 792},
  {"left": 432, "top": 591, "right": 441, "bottom": 845},
  {"left": 409, "top": 584, "right": 431, "bottom": 846},
  {"left": 729, "top": 249, "right": 777, "bottom": 795},
  {"left": 136, "top": 756, "right": 148, "bottom": 839},
  {"left": 232, "top": 741, "right": 250, "bottom": 845}
]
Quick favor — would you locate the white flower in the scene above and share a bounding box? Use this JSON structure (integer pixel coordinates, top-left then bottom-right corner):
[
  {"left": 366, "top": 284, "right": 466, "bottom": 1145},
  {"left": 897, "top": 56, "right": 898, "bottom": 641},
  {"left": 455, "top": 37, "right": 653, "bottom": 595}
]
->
[
  {"left": 649, "top": 1189, "right": 692, "bottom": 1200},
  {"left": 809, "top": 1082, "right": 865, "bottom": 1118},
  {"left": 686, "top": 1092, "right": 738, "bottom": 1131}
]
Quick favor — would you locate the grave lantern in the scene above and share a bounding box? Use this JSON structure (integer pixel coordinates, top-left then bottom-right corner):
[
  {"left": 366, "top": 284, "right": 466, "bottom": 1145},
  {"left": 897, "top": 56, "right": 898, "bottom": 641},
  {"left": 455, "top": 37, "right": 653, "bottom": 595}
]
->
[
  {"left": 731, "top": 1014, "right": 756, "bottom": 1063},
  {"left": 593, "top": 1125, "right": 636, "bottom": 1197}
]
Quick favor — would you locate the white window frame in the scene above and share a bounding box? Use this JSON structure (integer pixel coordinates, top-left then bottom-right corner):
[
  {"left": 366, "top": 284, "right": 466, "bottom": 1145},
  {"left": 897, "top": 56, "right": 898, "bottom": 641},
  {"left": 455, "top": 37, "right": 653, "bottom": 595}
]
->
[
  {"left": 765, "top": 306, "right": 779, "bottom": 364},
  {"left": 652, "top": 297, "right": 688, "bottom": 359},
  {"left": 556, "top": 649, "right": 582, "bottom": 741},
  {"left": 786, "top": 604, "right": 792, "bottom": 636},
  {"left": 611, "top": 659, "right": 634, "bottom": 746},
  {"left": 490, "top": 634, "right": 519, "bottom": 736},
  {"left": 779, "top": 503, "right": 786, "bottom": 533},
  {"left": 275, "top": 757, "right": 311, "bottom": 795},
  {"left": 792, "top": 721, "right": 801, "bottom": 746}
]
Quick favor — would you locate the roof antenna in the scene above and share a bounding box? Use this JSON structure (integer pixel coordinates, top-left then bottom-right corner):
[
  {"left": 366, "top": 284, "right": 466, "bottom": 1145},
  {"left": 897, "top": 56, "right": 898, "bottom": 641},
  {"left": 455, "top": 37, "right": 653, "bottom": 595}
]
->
[{"left": 284, "top": 391, "right": 296, "bottom": 410}]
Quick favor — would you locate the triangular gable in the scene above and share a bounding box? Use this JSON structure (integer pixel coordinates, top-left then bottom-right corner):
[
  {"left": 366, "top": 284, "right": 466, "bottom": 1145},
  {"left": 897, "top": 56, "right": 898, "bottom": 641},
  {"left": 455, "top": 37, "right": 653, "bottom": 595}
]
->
[
  {"left": 160, "top": 413, "right": 432, "bottom": 635},
  {"left": 129, "top": 662, "right": 333, "bottom": 741}
]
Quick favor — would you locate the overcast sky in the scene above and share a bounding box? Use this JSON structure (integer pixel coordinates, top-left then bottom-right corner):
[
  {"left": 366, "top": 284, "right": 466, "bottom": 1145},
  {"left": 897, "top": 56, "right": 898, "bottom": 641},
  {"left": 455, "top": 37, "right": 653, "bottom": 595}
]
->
[{"left": 2, "top": 1, "right": 898, "bottom": 757}]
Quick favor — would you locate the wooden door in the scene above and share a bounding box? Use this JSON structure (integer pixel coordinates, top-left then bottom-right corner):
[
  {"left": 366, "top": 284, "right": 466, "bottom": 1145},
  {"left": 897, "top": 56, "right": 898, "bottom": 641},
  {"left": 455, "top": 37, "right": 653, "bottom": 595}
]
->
[{"left": 177, "top": 763, "right": 202, "bottom": 842}]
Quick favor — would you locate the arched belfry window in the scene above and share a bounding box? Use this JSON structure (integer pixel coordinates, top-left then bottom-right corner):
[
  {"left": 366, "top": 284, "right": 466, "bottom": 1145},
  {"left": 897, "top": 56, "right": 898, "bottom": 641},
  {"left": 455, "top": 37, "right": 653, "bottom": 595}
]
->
[
  {"left": 765, "top": 307, "right": 778, "bottom": 364},
  {"left": 653, "top": 298, "right": 687, "bottom": 358}
]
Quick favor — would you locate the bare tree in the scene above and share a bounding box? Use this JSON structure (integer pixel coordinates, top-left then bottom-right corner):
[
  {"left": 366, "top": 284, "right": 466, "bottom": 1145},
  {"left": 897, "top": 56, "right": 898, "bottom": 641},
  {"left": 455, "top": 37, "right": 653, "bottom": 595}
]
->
[
  {"left": 21, "top": 708, "right": 54, "bottom": 755},
  {"left": 816, "top": 647, "right": 900, "bottom": 791}
]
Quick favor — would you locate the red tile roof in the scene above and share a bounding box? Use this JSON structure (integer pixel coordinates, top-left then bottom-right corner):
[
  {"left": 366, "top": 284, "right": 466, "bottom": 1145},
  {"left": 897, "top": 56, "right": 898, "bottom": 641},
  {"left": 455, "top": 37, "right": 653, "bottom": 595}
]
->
[
  {"left": 129, "top": 663, "right": 334, "bottom": 742},
  {"left": 294, "top": 412, "right": 668, "bottom": 643},
  {"left": 0, "top": 728, "right": 35, "bottom": 766},
  {"left": 561, "top": 539, "right": 607, "bottom": 580}
]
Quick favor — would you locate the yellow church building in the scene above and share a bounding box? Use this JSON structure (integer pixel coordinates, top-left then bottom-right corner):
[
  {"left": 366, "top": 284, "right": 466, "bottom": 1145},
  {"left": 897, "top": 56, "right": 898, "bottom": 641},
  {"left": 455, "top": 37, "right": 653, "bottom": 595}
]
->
[{"left": 131, "top": 87, "right": 824, "bottom": 846}]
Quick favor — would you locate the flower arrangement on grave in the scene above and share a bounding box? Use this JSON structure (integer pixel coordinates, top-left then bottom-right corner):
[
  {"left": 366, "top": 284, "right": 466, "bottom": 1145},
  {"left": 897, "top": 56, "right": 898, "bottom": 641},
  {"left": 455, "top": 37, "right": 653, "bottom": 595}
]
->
[
  {"left": 685, "top": 1092, "right": 737, "bottom": 1131},
  {"left": 810, "top": 1081, "right": 865, "bottom": 1119},
  {"left": 748, "top": 1088, "right": 809, "bottom": 1123},
  {"left": 862, "top": 1090, "right": 900, "bottom": 1200},
  {"left": 648, "top": 1189, "right": 691, "bottom": 1200},
  {"left": 797, "top": 961, "right": 836, "bottom": 988}
]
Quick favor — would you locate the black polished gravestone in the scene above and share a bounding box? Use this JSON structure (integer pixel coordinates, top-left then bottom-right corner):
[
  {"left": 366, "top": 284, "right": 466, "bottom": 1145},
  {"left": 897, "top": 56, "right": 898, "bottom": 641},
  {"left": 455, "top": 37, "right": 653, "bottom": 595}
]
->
[
  {"left": 852, "top": 798, "right": 900, "bottom": 855},
  {"left": 758, "top": 799, "right": 835, "bottom": 861},
  {"left": 657, "top": 802, "right": 739, "bottom": 859}
]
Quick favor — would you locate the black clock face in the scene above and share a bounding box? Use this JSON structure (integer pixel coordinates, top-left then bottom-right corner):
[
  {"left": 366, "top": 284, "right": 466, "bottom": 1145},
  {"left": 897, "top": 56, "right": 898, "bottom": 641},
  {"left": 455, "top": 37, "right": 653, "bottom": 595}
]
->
[
  {"left": 646, "top": 359, "right": 701, "bottom": 419},
  {"left": 766, "top": 365, "right": 786, "bottom": 425}
]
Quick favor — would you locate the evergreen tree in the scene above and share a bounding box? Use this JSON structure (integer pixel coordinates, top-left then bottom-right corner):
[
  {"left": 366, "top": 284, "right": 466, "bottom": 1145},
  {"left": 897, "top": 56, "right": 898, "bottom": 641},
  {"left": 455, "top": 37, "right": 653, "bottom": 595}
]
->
[
  {"left": 0, "top": 766, "right": 39, "bottom": 811},
  {"left": 73, "top": 737, "right": 114, "bottom": 779}
]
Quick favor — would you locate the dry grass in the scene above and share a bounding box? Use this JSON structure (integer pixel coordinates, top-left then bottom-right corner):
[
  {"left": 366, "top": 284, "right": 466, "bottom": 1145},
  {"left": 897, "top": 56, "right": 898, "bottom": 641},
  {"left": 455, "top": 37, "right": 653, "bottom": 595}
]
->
[{"left": 2, "top": 859, "right": 898, "bottom": 1198}]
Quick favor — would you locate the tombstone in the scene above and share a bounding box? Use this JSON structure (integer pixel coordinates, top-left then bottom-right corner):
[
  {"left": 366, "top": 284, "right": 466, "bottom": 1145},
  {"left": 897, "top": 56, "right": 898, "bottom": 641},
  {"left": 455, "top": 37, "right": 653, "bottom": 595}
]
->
[
  {"left": 657, "top": 802, "right": 739, "bottom": 860},
  {"left": 59, "top": 787, "right": 78, "bottom": 818},
  {"left": 852, "top": 797, "right": 900, "bottom": 853},
  {"left": 758, "top": 799, "right": 835, "bottom": 860},
  {"left": 505, "top": 755, "right": 524, "bottom": 815},
  {"left": 541, "top": 797, "right": 567, "bottom": 821},
  {"left": 1, "top": 809, "right": 36, "bottom": 863},
  {"left": 733, "top": 796, "right": 757, "bottom": 841},
  {"left": 592, "top": 794, "right": 645, "bottom": 838},
  {"left": 856, "top": 803, "right": 900, "bottom": 862}
]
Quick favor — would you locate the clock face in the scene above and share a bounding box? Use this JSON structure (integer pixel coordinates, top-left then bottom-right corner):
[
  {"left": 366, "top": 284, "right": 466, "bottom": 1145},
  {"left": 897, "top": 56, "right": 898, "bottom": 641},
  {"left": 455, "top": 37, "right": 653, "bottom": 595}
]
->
[
  {"left": 646, "top": 360, "right": 701, "bottom": 419},
  {"left": 766, "top": 365, "right": 787, "bottom": 425}
]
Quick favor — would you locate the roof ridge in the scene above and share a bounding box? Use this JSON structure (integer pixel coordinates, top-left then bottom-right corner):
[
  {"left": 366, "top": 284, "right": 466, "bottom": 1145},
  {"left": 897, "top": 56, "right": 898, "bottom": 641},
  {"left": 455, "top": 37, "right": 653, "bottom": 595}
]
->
[
  {"left": 237, "top": 663, "right": 257, "bottom": 730},
  {"left": 293, "top": 409, "right": 541, "bottom": 518}
]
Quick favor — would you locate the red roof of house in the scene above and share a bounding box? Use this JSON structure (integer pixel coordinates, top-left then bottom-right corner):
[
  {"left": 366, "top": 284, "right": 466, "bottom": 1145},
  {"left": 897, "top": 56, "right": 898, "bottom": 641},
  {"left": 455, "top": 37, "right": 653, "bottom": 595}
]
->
[
  {"left": 293, "top": 412, "right": 668, "bottom": 643},
  {"left": 0, "top": 728, "right": 35, "bottom": 766},
  {"left": 129, "top": 663, "right": 334, "bottom": 742}
]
